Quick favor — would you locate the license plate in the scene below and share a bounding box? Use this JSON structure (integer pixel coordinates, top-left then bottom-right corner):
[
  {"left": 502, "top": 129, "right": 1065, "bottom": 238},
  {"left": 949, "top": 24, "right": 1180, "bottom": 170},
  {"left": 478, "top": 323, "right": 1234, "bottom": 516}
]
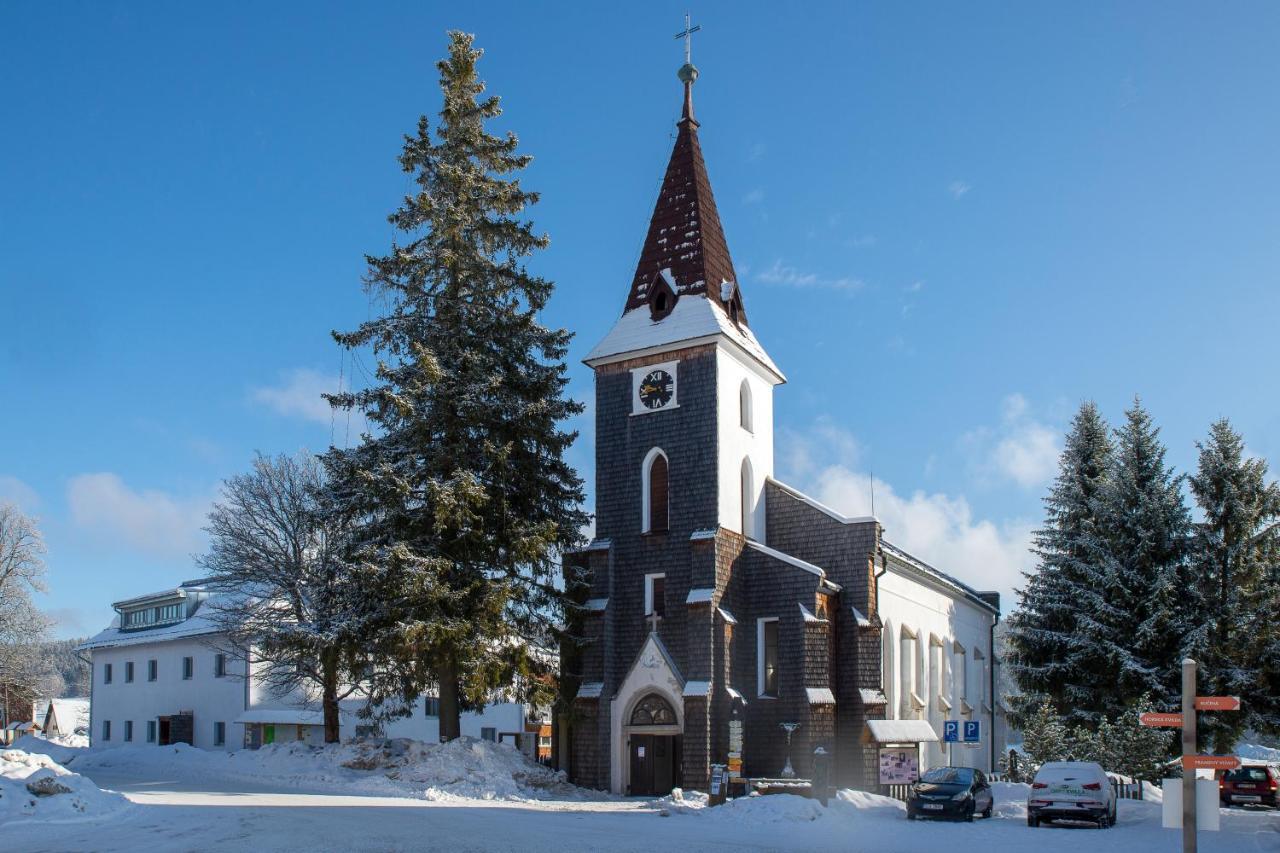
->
[
  {"left": 1232, "top": 795, "right": 1261, "bottom": 802},
  {"left": 922, "top": 804, "right": 944, "bottom": 810}
]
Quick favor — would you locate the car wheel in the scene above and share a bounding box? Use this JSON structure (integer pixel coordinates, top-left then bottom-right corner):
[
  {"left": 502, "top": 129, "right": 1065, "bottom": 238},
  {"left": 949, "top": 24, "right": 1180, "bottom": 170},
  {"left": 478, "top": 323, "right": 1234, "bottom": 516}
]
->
[{"left": 983, "top": 804, "right": 993, "bottom": 819}]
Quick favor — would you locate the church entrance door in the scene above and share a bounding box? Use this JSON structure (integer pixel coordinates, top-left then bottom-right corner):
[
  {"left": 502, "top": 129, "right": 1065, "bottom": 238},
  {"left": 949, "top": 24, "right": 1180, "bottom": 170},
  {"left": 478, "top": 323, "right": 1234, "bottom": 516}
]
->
[{"left": 629, "top": 734, "right": 679, "bottom": 796}]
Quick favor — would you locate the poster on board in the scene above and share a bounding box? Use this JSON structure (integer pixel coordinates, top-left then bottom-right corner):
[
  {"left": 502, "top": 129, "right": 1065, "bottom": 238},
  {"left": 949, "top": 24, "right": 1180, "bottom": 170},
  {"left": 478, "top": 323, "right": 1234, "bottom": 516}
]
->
[{"left": 878, "top": 748, "right": 919, "bottom": 785}]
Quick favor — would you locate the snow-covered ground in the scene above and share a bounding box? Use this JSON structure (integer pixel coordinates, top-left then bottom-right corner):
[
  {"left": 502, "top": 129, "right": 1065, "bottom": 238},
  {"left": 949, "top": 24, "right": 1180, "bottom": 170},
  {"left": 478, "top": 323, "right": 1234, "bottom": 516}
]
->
[{"left": 6, "top": 737, "right": 1278, "bottom": 852}]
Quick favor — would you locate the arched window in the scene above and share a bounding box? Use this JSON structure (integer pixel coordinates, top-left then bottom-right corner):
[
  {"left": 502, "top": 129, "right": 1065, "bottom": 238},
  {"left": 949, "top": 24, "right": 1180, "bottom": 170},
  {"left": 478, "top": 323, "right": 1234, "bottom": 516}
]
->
[
  {"left": 740, "top": 457, "right": 754, "bottom": 539},
  {"left": 630, "top": 693, "right": 677, "bottom": 726},
  {"left": 739, "top": 379, "right": 753, "bottom": 432},
  {"left": 642, "top": 448, "right": 669, "bottom": 533}
]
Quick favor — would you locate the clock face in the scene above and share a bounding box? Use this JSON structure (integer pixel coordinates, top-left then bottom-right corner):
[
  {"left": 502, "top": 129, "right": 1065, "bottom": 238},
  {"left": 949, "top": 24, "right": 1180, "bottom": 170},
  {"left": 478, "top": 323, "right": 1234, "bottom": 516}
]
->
[{"left": 638, "top": 369, "right": 675, "bottom": 410}]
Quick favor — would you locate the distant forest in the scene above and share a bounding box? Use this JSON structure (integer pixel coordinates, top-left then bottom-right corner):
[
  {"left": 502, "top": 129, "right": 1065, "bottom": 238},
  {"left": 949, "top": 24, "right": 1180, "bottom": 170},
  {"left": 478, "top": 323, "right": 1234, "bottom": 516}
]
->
[{"left": 47, "top": 638, "right": 90, "bottom": 697}]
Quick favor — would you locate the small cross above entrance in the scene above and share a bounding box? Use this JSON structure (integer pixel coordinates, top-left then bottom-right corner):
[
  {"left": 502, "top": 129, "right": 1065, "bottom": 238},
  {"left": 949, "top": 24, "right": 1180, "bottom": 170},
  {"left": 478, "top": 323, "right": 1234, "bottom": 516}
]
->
[{"left": 647, "top": 609, "right": 662, "bottom": 634}]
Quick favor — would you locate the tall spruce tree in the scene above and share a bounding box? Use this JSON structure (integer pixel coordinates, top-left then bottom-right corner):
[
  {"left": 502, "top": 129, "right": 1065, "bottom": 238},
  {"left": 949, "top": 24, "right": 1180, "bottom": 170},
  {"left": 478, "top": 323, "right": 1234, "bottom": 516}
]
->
[
  {"left": 1007, "top": 401, "right": 1118, "bottom": 725},
  {"left": 1185, "top": 419, "right": 1280, "bottom": 749},
  {"left": 324, "top": 31, "right": 587, "bottom": 740},
  {"left": 1097, "top": 399, "right": 1193, "bottom": 709}
]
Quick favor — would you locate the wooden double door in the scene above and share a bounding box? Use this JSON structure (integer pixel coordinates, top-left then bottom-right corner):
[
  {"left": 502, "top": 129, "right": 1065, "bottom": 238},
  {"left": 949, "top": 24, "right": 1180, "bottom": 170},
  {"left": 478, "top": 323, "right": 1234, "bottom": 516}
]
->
[{"left": 629, "top": 734, "right": 680, "bottom": 796}]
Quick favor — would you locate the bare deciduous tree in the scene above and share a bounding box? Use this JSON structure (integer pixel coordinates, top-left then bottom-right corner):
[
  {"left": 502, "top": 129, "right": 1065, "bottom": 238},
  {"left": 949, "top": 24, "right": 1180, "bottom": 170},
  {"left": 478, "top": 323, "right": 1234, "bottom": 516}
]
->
[{"left": 199, "top": 453, "right": 364, "bottom": 743}]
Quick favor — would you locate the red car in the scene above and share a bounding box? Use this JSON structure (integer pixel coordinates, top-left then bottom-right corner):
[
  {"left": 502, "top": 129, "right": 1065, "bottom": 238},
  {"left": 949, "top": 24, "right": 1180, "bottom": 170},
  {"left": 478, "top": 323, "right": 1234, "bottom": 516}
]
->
[{"left": 1219, "top": 765, "right": 1279, "bottom": 808}]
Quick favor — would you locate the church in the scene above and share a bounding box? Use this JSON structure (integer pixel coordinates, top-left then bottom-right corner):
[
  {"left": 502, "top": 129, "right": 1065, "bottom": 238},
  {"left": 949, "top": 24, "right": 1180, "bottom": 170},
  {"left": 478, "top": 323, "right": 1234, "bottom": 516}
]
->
[{"left": 559, "top": 54, "right": 1005, "bottom": 797}]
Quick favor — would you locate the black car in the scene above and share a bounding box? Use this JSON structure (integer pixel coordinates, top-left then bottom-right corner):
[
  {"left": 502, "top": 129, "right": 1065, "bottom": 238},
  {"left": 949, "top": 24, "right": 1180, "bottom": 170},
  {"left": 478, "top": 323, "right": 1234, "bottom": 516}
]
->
[{"left": 906, "top": 767, "right": 994, "bottom": 821}]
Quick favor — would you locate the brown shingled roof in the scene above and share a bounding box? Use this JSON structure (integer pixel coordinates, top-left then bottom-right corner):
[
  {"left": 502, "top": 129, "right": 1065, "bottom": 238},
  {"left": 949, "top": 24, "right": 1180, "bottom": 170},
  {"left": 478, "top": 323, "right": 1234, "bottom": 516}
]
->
[{"left": 624, "top": 81, "right": 746, "bottom": 326}]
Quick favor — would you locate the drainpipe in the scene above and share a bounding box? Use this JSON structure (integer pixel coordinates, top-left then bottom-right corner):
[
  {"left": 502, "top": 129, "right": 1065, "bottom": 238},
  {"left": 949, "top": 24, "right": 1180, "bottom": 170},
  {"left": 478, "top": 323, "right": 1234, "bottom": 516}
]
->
[{"left": 989, "top": 613, "right": 998, "bottom": 774}]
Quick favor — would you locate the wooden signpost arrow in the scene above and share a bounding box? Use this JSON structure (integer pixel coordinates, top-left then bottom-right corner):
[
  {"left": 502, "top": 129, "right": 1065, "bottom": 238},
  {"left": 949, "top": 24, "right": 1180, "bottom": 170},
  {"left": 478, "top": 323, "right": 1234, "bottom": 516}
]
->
[
  {"left": 1193, "top": 696, "right": 1241, "bottom": 712},
  {"left": 1182, "top": 754, "right": 1241, "bottom": 771},
  {"left": 1139, "top": 712, "right": 1183, "bottom": 727}
]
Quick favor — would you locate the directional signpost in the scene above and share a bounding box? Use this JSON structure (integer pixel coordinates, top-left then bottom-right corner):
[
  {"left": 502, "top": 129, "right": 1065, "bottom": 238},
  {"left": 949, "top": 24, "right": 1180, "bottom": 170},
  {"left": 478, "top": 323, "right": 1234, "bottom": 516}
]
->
[{"left": 1152, "top": 660, "right": 1242, "bottom": 853}]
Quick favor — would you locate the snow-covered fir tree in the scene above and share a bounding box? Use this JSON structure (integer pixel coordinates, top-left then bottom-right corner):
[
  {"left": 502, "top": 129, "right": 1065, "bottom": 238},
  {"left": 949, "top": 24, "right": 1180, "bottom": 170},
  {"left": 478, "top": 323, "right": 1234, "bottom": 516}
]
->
[
  {"left": 1006, "top": 401, "right": 1118, "bottom": 725},
  {"left": 1184, "top": 419, "right": 1280, "bottom": 748},
  {"left": 1096, "top": 399, "right": 1194, "bottom": 709},
  {"left": 323, "top": 31, "right": 587, "bottom": 740},
  {"left": 1021, "top": 700, "right": 1070, "bottom": 769}
]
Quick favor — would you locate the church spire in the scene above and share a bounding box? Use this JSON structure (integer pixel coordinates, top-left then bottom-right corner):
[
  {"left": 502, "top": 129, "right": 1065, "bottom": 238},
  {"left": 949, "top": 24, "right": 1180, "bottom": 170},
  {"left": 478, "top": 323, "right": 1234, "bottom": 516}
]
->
[{"left": 624, "top": 22, "right": 746, "bottom": 326}]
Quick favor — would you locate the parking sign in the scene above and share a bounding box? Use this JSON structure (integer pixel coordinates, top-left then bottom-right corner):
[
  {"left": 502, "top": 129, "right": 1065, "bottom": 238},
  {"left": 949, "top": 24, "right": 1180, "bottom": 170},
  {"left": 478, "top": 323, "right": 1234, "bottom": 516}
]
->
[
  {"left": 963, "top": 720, "right": 981, "bottom": 743},
  {"left": 943, "top": 721, "right": 959, "bottom": 743}
]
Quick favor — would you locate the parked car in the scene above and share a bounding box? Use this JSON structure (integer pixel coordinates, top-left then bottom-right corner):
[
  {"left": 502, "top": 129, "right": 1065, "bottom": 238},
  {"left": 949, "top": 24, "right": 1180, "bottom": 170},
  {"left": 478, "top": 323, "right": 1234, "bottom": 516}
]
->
[
  {"left": 905, "top": 766, "right": 994, "bottom": 822},
  {"left": 1219, "top": 765, "right": 1279, "bottom": 808},
  {"left": 1027, "top": 761, "right": 1116, "bottom": 828}
]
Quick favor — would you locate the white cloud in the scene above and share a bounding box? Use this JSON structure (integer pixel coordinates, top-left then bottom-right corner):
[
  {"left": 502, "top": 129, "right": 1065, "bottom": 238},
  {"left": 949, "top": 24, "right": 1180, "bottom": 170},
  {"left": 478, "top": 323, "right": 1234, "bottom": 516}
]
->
[
  {"left": 964, "top": 394, "right": 1061, "bottom": 489},
  {"left": 0, "top": 475, "right": 40, "bottom": 512},
  {"left": 757, "top": 260, "right": 864, "bottom": 294},
  {"left": 778, "top": 422, "right": 1035, "bottom": 609},
  {"left": 948, "top": 180, "right": 972, "bottom": 199},
  {"left": 743, "top": 188, "right": 765, "bottom": 205},
  {"left": 250, "top": 368, "right": 338, "bottom": 425},
  {"left": 67, "top": 473, "right": 209, "bottom": 558},
  {"left": 746, "top": 142, "right": 766, "bottom": 162}
]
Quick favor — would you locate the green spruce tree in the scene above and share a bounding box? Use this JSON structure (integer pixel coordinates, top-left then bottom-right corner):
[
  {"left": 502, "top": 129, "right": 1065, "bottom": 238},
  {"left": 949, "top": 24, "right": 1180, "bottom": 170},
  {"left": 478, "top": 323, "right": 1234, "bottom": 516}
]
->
[
  {"left": 1097, "top": 399, "right": 1193, "bottom": 709},
  {"left": 324, "top": 31, "right": 587, "bottom": 740},
  {"left": 1185, "top": 419, "right": 1280, "bottom": 750},
  {"left": 1007, "top": 401, "right": 1118, "bottom": 725},
  {"left": 1021, "top": 700, "right": 1070, "bottom": 768}
]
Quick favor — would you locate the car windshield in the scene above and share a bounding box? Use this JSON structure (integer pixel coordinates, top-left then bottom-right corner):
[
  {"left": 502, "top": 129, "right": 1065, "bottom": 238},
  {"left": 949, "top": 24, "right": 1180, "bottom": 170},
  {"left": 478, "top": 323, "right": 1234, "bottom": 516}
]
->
[{"left": 920, "top": 767, "right": 974, "bottom": 784}]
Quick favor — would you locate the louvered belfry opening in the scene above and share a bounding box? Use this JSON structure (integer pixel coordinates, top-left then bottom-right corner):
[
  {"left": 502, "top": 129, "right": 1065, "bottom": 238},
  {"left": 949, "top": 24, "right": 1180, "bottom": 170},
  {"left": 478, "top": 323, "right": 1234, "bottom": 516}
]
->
[{"left": 649, "top": 453, "right": 669, "bottom": 533}]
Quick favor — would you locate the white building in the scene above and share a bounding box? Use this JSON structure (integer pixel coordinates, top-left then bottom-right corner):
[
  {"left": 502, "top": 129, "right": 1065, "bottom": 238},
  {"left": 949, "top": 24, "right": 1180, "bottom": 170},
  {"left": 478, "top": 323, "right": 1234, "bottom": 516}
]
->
[{"left": 82, "top": 578, "right": 542, "bottom": 752}]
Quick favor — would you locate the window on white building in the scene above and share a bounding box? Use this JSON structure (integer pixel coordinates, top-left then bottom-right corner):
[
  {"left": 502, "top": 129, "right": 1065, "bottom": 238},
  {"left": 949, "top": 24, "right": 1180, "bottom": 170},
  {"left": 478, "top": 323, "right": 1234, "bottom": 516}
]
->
[
  {"left": 739, "top": 379, "right": 753, "bottom": 432},
  {"left": 125, "top": 661, "right": 134, "bottom": 683},
  {"left": 214, "top": 722, "right": 226, "bottom": 746},
  {"left": 881, "top": 621, "right": 895, "bottom": 717},
  {"left": 102, "top": 720, "right": 111, "bottom": 741},
  {"left": 182, "top": 656, "right": 194, "bottom": 680},
  {"left": 899, "top": 626, "right": 921, "bottom": 719},
  {"left": 214, "top": 653, "right": 226, "bottom": 678},
  {"left": 423, "top": 697, "right": 440, "bottom": 717},
  {"left": 929, "top": 636, "right": 947, "bottom": 713},
  {"left": 953, "top": 641, "right": 969, "bottom": 714},
  {"left": 146, "top": 720, "right": 156, "bottom": 743},
  {"left": 148, "top": 659, "right": 157, "bottom": 681},
  {"left": 481, "top": 727, "right": 496, "bottom": 742},
  {"left": 740, "top": 457, "right": 754, "bottom": 539},
  {"left": 103, "top": 663, "right": 112, "bottom": 685},
  {"left": 124, "top": 720, "right": 133, "bottom": 742}
]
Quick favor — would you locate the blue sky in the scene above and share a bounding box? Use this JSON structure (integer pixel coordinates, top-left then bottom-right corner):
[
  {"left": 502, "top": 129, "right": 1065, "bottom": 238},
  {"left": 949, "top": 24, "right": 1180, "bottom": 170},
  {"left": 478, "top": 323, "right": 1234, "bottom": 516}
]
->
[{"left": 4, "top": 2, "right": 1280, "bottom": 638}]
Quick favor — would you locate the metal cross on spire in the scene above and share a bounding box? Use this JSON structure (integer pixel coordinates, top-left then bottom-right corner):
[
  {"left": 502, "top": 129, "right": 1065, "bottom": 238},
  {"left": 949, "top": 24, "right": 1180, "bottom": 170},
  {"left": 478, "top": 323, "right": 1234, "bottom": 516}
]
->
[{"left": 675, "top": 13, "right": 700, "bottom": 66}]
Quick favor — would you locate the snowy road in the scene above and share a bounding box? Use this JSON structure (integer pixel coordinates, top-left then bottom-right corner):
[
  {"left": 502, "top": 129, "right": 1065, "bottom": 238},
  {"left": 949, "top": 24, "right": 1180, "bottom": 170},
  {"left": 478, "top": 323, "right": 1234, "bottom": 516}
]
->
[{"left": 7, "top": 767, "right": 1279, "bottom": 853}]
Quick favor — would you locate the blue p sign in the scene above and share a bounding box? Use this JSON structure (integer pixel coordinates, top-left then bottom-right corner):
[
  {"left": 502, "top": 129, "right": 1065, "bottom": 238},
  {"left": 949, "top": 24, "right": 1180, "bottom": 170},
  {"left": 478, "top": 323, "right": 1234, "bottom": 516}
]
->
[
  {"left": 963, "top": 721, "right": 981, "bottom": 742},
  {"left": 943, "top": 721, "right": 959, "bottom": 743}
]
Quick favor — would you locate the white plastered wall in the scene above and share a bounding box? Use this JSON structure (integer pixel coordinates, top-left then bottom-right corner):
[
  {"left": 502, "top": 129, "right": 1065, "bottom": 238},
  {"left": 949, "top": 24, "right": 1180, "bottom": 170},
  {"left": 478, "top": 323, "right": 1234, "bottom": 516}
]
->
[
  {"left": 90, "top": 635, "right": 247, "bottom": 751},
  {"left": 715, "top": 345, "right": 777, "bottom": 538},
  {"left": 877, "top": 569, "right": 997, "bottom": 772}
]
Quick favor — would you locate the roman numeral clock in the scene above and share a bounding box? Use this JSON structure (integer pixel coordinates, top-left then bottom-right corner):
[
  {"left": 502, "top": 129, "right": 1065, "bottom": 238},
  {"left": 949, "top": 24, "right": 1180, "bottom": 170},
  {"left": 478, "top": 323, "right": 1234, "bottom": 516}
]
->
[{"left": 632, "top": 361, "right": 678, "bottom": 414}]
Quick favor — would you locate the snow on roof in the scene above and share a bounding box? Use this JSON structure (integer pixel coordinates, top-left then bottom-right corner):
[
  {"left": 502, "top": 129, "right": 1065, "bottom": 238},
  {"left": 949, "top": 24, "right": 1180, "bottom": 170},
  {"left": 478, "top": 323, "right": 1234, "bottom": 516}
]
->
[
  {"left": 46, "top": 698, "right": 91, "bottom": 728},
  {"left": 717, "top": 606, "right": 738, "bottom": 625},
  {"left": 805, "top": 687, "right": 835, "bottom": 705},
  {"left": 685, "top": 588, "right": 714, "bottom": 604},
  {"left": 577, "top": 682, "right": 604, "bottom": 699},
  {"left": 110, "top": 586, "right": 191, "bottom": 610},
  {"left": 584, "top": 598, "right": 609, "bottom": 612},
  {"left": 584, "top": 294, "right": 784, "bottom": 382},
  {"left": 866, "top": 719, "right": 939, "bottom": 743},
  {"left": 880, "top": 540, "right": 1000, "bottom": 615},
  {"left": 683, "top": 681, "right": 711, "bottom": 697},
  {"left": 747, "top": 540, "right": 825, "bottom": 579},
  {"left": 689, "top": 529, "right": 717, "bottom": 541},
  {"left": 850, "top": 606, "right": 872, "bottom": 628},
  {"left": 798, "top": 602, "right": 825, "bottom": 623},
  {"left": 726, "top": 686, "right": 744, "bottom": 703},
  {"left": 859, "top": 689, "right": 888, "bottom": 706},
  {"left": 235, "top": 709, "right": 339, "bottom": 726},
  {"left": 766, "top": 477, "right": 878, "bottom": 526},
  {"left": 78, "top": 594, "right": 230, "bottom": 651}
]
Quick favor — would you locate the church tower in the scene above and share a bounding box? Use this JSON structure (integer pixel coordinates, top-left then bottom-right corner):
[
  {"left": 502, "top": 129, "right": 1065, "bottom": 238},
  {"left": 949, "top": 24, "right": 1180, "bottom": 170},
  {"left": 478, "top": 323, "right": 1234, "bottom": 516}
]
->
[{"left": 561, "top": 30, "right": 1003, "bottom": 798}]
